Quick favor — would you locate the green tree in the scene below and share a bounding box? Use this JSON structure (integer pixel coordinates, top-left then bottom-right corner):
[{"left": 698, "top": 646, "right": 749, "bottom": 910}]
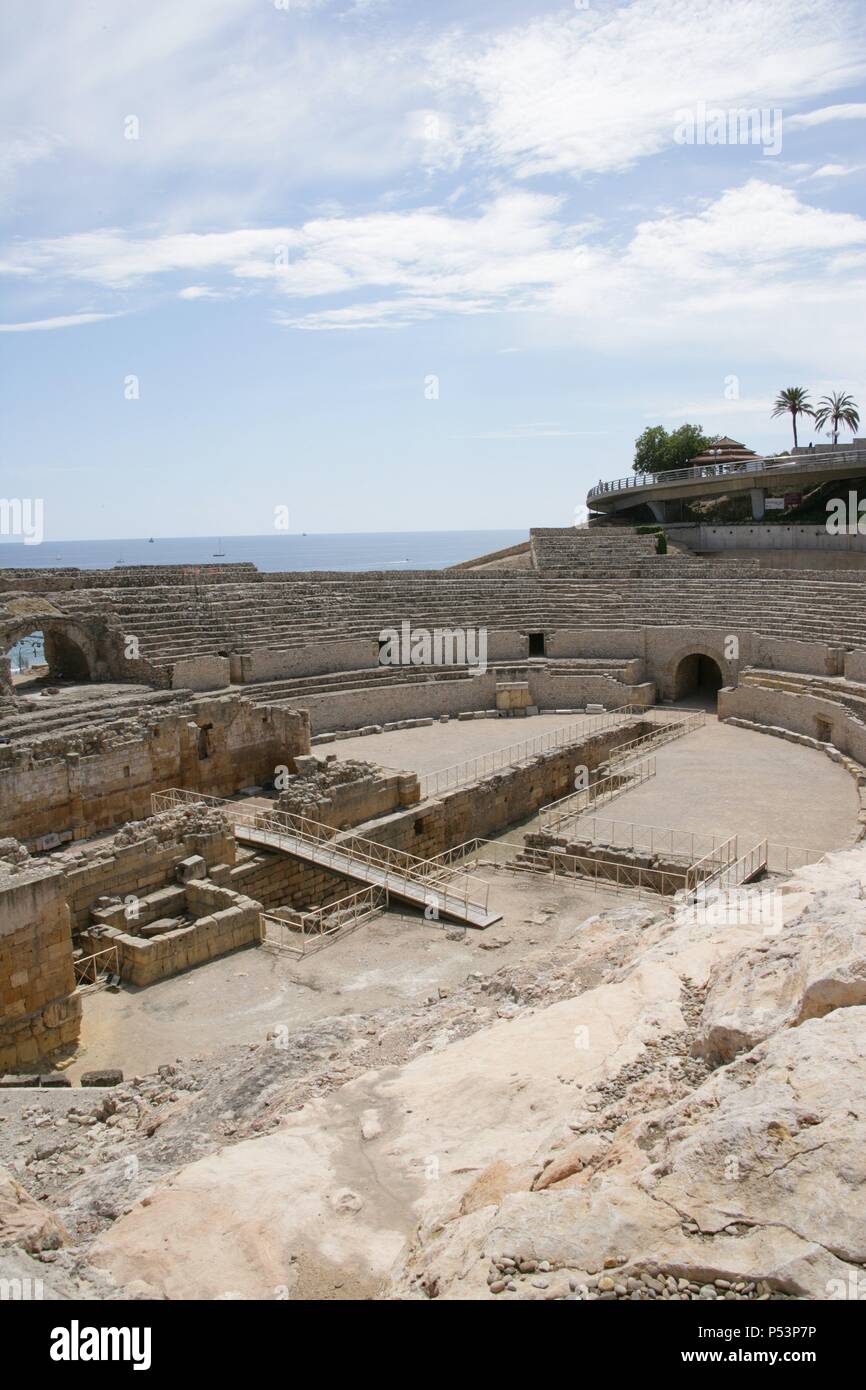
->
[
  {"left": 633, "top": 423, "right": 717, "bottom": 475},
  {"left": 666, "top": 423, "right": 717, "bottom": 469},
  {"left": 813, "top": 391, "right": 860, "bottom": 446},
  {"left": 633, "top": 425, "right": 669, "bottom": 474},
  {"left": 771, "top": 386, "right": 813, "bottom": 448}
]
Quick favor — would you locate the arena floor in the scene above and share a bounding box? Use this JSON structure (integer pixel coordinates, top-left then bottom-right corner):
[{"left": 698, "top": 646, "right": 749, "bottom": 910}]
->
[{"left": 320, "top": 710, "right": 858, "bottom": 857}]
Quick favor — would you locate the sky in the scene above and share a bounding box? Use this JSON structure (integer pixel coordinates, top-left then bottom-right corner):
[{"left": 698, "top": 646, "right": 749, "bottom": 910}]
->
[{"left": 1, "top": 0, "right": 866, "bottom": 541}]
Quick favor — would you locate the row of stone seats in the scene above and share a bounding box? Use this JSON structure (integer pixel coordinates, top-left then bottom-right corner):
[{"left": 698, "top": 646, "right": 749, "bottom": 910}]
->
[
  {"left": 241, "top": 658, "right": 644, "bottom": 708},
  {"left": 20, "top": 567, "right": 866, "bottom": 668},
  {"left": 0, "top": 687, "right": 192, "bottom": 742},
  {"left": 529, "top": 526, "right": 698, "bottom": 570},
  {"left": 246, "top": 664, "right": 480, "bottom": 705},
  {"left": 738, "top": 668, "right": 866, "bottom": 723}
]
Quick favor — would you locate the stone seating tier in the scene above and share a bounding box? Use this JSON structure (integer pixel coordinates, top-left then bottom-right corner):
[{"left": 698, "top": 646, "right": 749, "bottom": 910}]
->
[{"left": 12, "top": 567, "right": 866, "bottom": 670}]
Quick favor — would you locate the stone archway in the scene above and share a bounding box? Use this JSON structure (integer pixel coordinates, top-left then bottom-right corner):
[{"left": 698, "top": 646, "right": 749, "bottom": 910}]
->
[
  {"left": 673, "top": 652, "right": 725, "bottom": 705},
  {"left": 42, "top": 627, "right": 92, "bottom": 681},
  {"left": 1, "top": 616, "right": 98, "bottom": 697}
]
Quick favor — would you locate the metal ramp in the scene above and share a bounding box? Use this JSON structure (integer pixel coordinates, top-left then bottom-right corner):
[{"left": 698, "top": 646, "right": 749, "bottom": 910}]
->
[{"left": 151, "top": 789, "right": 501, "bottom": 929}]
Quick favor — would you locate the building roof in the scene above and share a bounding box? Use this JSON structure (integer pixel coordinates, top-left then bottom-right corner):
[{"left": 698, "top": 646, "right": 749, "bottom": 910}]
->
[{"left": 688, "top": 436, "right": 758, "bottom": 466}]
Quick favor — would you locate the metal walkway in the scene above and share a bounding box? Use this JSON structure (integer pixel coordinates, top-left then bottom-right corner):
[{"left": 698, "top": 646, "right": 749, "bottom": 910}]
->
[{"left": 151, "top": 788, "right": 501, "bottom": 929}]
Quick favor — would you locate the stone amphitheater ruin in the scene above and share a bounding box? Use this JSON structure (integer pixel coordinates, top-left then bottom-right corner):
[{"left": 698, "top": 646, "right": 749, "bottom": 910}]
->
[{"left": 2, "top": 521, "right": 866, "bottom": 1303}]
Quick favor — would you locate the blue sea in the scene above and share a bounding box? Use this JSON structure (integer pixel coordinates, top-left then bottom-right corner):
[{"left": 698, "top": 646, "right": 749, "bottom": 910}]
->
[
  {"left": 2, "top": 530, "right": 528, "bottom": 670},
  {"left": 0, "top": 529, "right": 527, "bottom": 573}
]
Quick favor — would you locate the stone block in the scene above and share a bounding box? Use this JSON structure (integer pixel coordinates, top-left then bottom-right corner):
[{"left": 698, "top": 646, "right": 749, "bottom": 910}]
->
[{"left": 176, "top": 855, "right": 206, "bottom": 884}]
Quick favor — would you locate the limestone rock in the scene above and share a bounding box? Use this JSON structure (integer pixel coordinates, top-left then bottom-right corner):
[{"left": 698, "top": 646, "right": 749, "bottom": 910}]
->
[
  {"left": 0, "top": 1165, "right": 67, "bottom": 1253},
  {"left": 696, "top": 855, "right": 866, "bottom": 1062}
]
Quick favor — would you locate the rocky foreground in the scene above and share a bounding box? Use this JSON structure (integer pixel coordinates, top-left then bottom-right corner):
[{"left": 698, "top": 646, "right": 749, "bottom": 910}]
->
[{"left": 2, "top": 845, "right": 866, "bottom": 1301}]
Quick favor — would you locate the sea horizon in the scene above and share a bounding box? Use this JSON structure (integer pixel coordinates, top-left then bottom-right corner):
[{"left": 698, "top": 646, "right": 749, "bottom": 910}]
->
[{"left": 0, "top": 528, "right": 529, "bottom": 573}]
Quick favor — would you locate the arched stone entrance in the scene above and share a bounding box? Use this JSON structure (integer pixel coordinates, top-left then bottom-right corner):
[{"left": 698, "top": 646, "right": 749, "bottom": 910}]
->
[
  {"left": 673, "top": 652, "right": 724, "bottom": 704},
  {"left": 42, "top": 627, "right": 92, "bottom": 681},
  {"left": 2, "top": 618, "right": 97, "bottom": 696}
]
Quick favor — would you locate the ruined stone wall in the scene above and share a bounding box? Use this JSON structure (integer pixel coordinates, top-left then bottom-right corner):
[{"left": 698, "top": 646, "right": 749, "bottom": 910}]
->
[
  {"left": 346, "top": 721, "right": 653, "bottom": 864},
  {"left": 287, "top": 673, "right": 499, "bottom": 734},
  {"left": 0, "top": 858, "right": 81, "bottom": 1072},
  {"left": 275, "top": 758, "right": 419, "bottom": 827},
  {"left": 229, "top": 851, "right": 355, "bottom": 914},
  {"left": 60, "top": 818, "right": 236, "bottom": 933},
  {"left": 524, "top": 831, "right": 690, "bottom": 895},
  {"left": 719, "top": 684, "right": 866, "bottom": 767},
  {"left": 79, "top": 881, "right": 262, "bottom": 988},
  {"left": 0, "top": 695, "right": 310, "bottom": 846}
]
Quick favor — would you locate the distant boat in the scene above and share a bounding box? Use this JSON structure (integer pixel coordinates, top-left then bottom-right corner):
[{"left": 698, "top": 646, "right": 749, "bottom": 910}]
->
[
  {"left": 148, "top": 537, "right": 154, "bottom": 544},
  {"left": 213, "top": 537, "right": 226, "bottom": 557}
]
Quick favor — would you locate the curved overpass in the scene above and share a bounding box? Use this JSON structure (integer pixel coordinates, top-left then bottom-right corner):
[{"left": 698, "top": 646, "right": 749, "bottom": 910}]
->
[{"left": 588, "top": 444, "right": 866, "bottom": 521}]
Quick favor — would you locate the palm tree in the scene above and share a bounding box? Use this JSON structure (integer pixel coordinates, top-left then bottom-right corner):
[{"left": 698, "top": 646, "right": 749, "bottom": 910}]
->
[
  {"left": 813, "top": 391, "right": 860, "bottom": 446},
  {"left": 771, "top": 387, "right": 813, "bottom": 448}
]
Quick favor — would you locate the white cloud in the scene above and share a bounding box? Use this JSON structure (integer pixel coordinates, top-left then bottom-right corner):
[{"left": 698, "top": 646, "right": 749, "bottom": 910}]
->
[
  {"left": 0, "top": 312, "right": 118, "bottom": 332},
  {"left": 439, "top": 0, "right": 866, "bottom": 177},
  {"left": 808, "top": 163, "right": 864, "bottom": 178},
  {"left": 5, "top": 183, "right": 866, "bottom": 360},
  {"left": 788, "top": 102, "right": 866, "bottom": 129},
  {"left": 177, "top": 285, "right": 237, "bottom": 300},
  {"left": 0, "top": 0, "right": 443, "bottom": 222}
]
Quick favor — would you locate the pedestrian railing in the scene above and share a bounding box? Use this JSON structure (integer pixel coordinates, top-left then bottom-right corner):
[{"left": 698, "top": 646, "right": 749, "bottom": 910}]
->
[
  {"left": 604, "top": 709, "right": 705, "bottom": 767},
  {"left": 151, "top": 787, "right": 492, "bottom": 922},
  {"left": 74, "top": 945, "right": 120, "bottom": 990},
  {"left": 418, "top": 705, "right": 645, "bottom": 797},
  {"left": 588, "top": 448, "right": 866, "bottom": 500},
  {"left": 766, "top": 841, "right": 826, "bottom": 874},
  {"left": 538, "top": 756, "right": 656, "bottom": 834},
  {"left": 261, "top": 885, "right": 387, "bottom": 957}
]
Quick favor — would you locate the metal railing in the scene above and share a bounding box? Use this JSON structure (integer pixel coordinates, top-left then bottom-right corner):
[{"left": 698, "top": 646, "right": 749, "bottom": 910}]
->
[
  {"left": 686, "top": 836, "right": 740, "bottom": 892},
  {"left": 261, "top": 885, "right": 387, "bottom": 957},
  {"left": 418, "top": 705, "right": 645, "bottom": 798},
  {"left": 417, "top": 826, "right": 738, "bottom": 900},
  {"left": 604, "top": 709, "right": 705, "bottom": 766},
  {"left": 766, "top": 841, "right": 825, "bottom": 874},
  {"left": 538, "top": 756, "right": 656, "bottom": 834},
  {"left": 151, "top": 787, "right": 492, "bottom": 919},
  {"left": 416, "top": 704, "right": 691, "bottom": 800},
  {"left": 74, "top": 945, "right": 119, "bottom": 990},
  {"left": 711, "top": 839, "right": 769, "bottom": 891},
  {"left": 564, "top": 812, "right": 733, "bottom": 865},
  {"left": 588, "top": 447, "right": 866, "bottom": 500}
]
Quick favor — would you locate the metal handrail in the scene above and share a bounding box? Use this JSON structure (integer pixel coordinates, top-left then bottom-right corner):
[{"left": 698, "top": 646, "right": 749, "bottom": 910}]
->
[
  {"left": 588, "top": 447, "right": 866, "bottom": 500},
  {"left": 150, "top": 787, "right": 491, "bottom": 916},
  {"left": 74, "top": 945, "right": 120, "bottom": 989},
  {"left": 419, "top": 705, "right": 645, "bottom": 797},
  {"left": 604, "top": 709, "right": 704, "bottom": 767},
  {"left": 261, "top": 885, "right": 387, "bottom": 956},
  {"left": 570, "top": 813, "right": 731, "bottom": 863},
  {"left": 685, "top": 836, "right": 740, "bottom": 893},
  {"left": 538, "top": 756, "right": 656, "bottom": 834},
  {"left": 709, "top": 839, "right": 769, "bottom": 892}
]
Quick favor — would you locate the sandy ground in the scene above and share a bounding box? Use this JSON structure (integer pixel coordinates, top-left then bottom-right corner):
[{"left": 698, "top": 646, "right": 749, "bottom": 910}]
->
[
  {"left": 316, "top": 710, "right": 625, "bottom": 776},
  {"left": 71, "top": 871, "right": 622, "bottom": 1081}
]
